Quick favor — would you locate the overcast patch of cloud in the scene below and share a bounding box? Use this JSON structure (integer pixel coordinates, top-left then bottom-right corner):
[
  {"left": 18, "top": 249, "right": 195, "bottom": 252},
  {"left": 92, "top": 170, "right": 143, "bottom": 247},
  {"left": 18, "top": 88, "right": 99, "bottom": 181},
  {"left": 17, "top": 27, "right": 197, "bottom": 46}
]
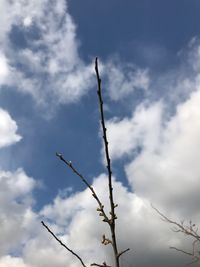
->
[
  {"left": 0, "top": 256, "right": 28, "bottom": 267},
  {"left": 0, "top": 108, "right": 22, "bottom": 148}
]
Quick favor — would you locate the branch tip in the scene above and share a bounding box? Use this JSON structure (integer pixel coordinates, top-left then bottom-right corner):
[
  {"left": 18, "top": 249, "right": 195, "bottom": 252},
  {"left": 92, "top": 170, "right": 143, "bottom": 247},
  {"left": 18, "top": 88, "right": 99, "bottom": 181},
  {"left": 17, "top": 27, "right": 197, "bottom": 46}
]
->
[
  {"left": 56, "top": 152, "right": 62, "bottom": 158},
  {"left": 41, "top": 220, "right": 87, "bottom": 267}
]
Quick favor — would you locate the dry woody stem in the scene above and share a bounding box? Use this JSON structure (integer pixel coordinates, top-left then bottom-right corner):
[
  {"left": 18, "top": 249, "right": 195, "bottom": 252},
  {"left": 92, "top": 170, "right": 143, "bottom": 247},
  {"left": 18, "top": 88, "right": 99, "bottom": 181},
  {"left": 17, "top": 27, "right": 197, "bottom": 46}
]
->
[
  {"left": 42, "top": 58, "right": 129, "bottom": 267},
  {"left": 152, "top": 205, "right": 200, "bottom": 265},
  {"left": 41, "top": 221, "right": 87, "bottom": 267},
  {"left": 56, "top": 152, "right": 110, "bottom": 224},
  {"left": 95, "top": 57, "right": 129, "bottom": 267}
]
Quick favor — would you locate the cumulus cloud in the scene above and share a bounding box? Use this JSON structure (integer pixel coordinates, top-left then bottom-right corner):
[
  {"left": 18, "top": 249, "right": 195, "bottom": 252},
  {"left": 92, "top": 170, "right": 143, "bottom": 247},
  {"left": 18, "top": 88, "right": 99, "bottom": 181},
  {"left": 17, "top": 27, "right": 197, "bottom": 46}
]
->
[
  {"left": 104, "top": 58, "right": 200, "bottom": 220},
  {"left": 0, "top": 256, "right": 28, "bottom": 267},
  {"left": 0, "top": 171, "right": 192, "bottom": 267},
  {"left": 105, "top": 101, "right": 163, "bottom": 160},
  {"left": 0, "top": 52, "right": 10, "bottom": 85},
  {"left": 125, "top": 88, "right": 200, "bottom": 218},
  {"left": 0, "top": 0, "right": 150, "bottom": 113},
  {"left": 0, "top": 165, "right": 76, "bottom": 267},
  {"left": 0, "top": 108, "right": 22, "bottom": 148},
  {"left": 1, "top": 2, "right": 200, "bottom": 267},
  {"left": 105, "top": 60, "right": 150, "bottom": 101},
  {"left": 105, "top": 40, "right": 200, "bottom": 224},
  {"left": 0, "top": 168, "right": 37, "bottom": 255},
  {"left": 26, "top": 175, "right": 188, "bottom": 267},
  {"left": 0, "top": 0, "right": 95, "bottom": 110}
]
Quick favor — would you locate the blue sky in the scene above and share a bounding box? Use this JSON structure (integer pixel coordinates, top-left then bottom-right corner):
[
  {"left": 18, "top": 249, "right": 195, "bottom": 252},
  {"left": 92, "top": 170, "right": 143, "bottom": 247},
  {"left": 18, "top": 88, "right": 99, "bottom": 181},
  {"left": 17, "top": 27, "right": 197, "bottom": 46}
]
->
[{"left": 1, "top": 1, "right": 200, "bottom": 267}]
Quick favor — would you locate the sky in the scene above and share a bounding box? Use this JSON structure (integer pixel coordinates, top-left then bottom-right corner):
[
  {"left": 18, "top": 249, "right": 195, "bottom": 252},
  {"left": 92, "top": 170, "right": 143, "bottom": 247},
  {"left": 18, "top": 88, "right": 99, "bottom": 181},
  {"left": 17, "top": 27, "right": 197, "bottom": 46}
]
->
[{"left": 1, "top": 0, "right": 200, "bottom": 266}]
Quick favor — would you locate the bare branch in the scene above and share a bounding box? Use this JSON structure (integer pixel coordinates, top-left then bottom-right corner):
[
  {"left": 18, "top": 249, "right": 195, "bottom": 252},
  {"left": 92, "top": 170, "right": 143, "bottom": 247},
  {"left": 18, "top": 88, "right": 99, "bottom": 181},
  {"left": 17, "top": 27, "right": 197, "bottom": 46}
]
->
[
  {"left": 91, "top": 262, "right": 111, "bottom": 267},
  {"left": 56, "top": 152, "right": 110, "bottom": 224},
  {"left": 117, "top": 248, "right": 130, "bottom": 259},
  {"left": 192, "top": 240, "right": 199, "bottom": 256},
  {"left": 187, "top": 258, "right": 200, "bottom": 266},
  {"left": 41, "top": 221, "right": 87, "bottom": 267},
  {"left": 44, "top": 59, "right": 126, "bottom": 267},
  {"left": 95, "top": 57, "right": 119, "bottom": 267},
  {"left": 170, "top": 246, "right": 195, "bottom": 257},
  {"left": 152, "top": 205, "right": 200, "bottom": 265},
  {"left": 170, "top": 247, "right": 200, "bottom": 265},
  {"left": 152, "top": 205, "right": 200, "bottom": 240}
]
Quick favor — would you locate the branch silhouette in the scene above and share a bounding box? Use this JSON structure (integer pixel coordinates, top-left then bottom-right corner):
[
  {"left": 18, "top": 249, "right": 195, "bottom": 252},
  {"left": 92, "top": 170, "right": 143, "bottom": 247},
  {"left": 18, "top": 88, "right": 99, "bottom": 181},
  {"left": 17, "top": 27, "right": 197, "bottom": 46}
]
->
[
  {"left": 42, "top": 58, "right": 129, "bottom": 267},
  {"left": 152, "top": 205, "right": 200, "bottom": 265},
  {"left": 41, "top": 221, "right": 87, "bottom": 267}
]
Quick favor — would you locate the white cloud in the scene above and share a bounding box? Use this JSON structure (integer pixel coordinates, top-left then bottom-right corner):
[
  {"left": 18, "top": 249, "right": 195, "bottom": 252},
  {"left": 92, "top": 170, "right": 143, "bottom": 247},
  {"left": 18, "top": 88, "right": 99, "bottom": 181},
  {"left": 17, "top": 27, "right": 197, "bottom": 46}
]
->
[
  {"left": 1, "top": 2, "right": 200, "bottom": 267},
  {"left": 0, "top": 166, "right": 76, "bottom": 267},
  {"left": 125, "top": 88, "right": 200, "bottom": 218},
  {"left": 105, "top": 101, "right": 163, "bottom": 160},
  {"left": 23, "top": 17, "right": 33, "bottom": 27},
  {"left": 105, "top": 60, "right": 150, "bottom": 101},
  {"left": 104, "top": 40, "right": 200, "bottom": 224},
  {"left": 0, "top": 170, "right": 192, "bottom": 267},
  {"left": 0, "top": 52, "right": 10, "bottom": 85},
  {"left": 0, "top": 0, "right": 151, "bottom": 112},
  {"left": 0, "top": 0, "right": 95, "bottom": 110},
  {"left": 0, "top": 256, "right": 28, "bottom": 267},
  {"left": 0, "top": 168, "right": 37, "bottom": 256},
  {"left": 0, "top": 108, "right": 22, "bottom": 148},
  {"left": 31, "top": 175, "right": 188, "bottom": 267}
]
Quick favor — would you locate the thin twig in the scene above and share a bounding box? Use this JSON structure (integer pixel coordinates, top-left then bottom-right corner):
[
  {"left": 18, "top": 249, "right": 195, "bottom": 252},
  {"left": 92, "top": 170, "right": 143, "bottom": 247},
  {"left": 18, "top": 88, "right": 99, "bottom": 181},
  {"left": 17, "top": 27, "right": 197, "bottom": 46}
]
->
[
  {"left": 192, "top": 240, "right": 199, "bottom": 256},
  {"left": 187, "top": 257, "right": 200, "bottom": 265},
  {"left": 41, "top": 221, "right": 87, "bottom": 267},
  {"left": 117, "top": 248, "right": 130, "bottom": 259},
  {"left": 56, "top": 152, "right": 110, "bottom": 224},
  {"left": 170, "top": 246, "right": 194, "bottom": 257},
  {"left": 170, "top": 247, "right": 200, "bottom": 265},
  {"left": 91, "top": 263, "right": 111, "bottom": 267},
  {"left": 152, "top": 205, "right": 200, "bottom": 240},
  {"left": 152, "top": 205, "right": 200, "bottom": 265}
]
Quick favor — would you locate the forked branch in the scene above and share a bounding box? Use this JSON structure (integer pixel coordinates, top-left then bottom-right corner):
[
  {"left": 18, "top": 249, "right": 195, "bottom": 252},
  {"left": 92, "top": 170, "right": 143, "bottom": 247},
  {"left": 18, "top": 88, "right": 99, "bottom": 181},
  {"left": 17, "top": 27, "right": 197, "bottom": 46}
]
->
[
  {"left": 56, "top": 152, "right": 110, "bottom": 224},
  {"left": 91, "top": 263, "right": 112, "bottom": 267},
  {"left": 152, "top": 205, "right": 200, "bottom": 265}
]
